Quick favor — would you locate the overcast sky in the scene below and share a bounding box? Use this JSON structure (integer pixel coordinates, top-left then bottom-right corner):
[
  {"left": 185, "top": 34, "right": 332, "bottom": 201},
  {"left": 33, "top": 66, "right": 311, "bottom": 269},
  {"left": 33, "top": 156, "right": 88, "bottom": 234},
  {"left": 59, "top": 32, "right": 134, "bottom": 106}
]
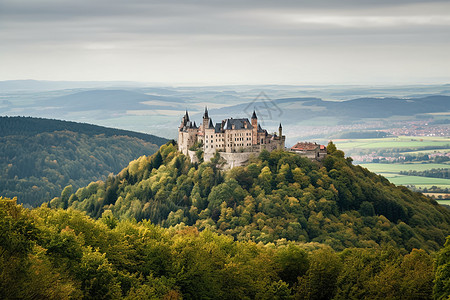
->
[{"left": 0, "top": 0, "right": 449, "bottom": 85}]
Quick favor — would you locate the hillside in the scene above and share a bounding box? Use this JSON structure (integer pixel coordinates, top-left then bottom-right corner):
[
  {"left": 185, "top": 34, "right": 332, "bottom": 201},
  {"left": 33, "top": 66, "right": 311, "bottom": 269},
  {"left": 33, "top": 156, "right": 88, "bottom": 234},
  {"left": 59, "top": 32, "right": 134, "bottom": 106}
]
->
[
  {"left": 0, "top": 117, "right": 168, "bottom": 206},
  {"left": 2, "top": 196, "right": 447, "bottom": 299},
  {"left": 0, "top": 116, "right": 168, "bottom": 145},
  {"left": 61, "top": 142, "right": 450, "bottom": 252}
]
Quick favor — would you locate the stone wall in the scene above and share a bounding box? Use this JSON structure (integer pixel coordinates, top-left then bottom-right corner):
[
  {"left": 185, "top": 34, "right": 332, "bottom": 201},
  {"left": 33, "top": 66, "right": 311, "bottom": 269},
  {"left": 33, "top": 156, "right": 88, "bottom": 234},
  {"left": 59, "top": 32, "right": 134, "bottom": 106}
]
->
[
  {"left": 219, "top": 152, "right": 256, "bottom": 169},
  {"left": 188, "top": 150, "right": 256, "bottom": 169},
  {"left": 187, "top": 150, "right": 199, "bottom": 164}
]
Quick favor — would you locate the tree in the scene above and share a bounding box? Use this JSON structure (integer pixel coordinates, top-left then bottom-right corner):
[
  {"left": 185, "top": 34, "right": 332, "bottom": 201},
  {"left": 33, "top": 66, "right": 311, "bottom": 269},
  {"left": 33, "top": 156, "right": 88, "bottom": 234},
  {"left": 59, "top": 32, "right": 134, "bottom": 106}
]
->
[
  {"left": 275, "top": 244, "right": 309, "bottom": 286},
  {"left": 152, "top": 151, "right": 163, "bottom": 169},
  {"left": 327, "top": 141, "right": 337, "bottom": 154},
  {"left": 295, "top": 249, "right": 342, "bottom": 300},
  {"left": 434, "top": 236, "right": 450, "bottom": 300},
  {"left": 61, "top": 185, "right": 73, "bottom": 209}
]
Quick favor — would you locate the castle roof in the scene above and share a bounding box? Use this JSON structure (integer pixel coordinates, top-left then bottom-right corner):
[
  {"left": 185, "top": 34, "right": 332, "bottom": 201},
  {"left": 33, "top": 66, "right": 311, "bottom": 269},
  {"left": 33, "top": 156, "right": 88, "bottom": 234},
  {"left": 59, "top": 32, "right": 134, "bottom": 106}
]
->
[
  {"left": 291, "top": 142, "right": 320, "bottom": 151},
  {"left": 257, "top": 124, "right": 266, "bottom": 133},
  {"left": 251, "top": 110, "right": 257, "bottom": 119},
  {"left": 222, "top": 118, "right": 253, "bottom": 130}
]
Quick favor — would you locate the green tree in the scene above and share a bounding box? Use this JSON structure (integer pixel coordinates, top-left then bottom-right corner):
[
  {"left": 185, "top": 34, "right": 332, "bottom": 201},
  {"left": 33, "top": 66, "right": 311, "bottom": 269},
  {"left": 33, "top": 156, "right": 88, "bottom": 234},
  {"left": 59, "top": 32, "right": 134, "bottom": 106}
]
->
[{"left": 434, "top": 236, "right": 450, "bottom": 300}]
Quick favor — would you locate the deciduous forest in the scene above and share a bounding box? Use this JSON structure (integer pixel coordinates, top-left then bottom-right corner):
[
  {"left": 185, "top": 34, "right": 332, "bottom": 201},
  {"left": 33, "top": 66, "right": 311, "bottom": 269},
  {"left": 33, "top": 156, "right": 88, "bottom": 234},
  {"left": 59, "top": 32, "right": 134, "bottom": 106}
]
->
[
  {"left": 1, "top": 197, "right": 449, "bottom": 299},
  {"left": 0, "top": 117, "right": 167, "bottom": 206},
  {"left": 1, "top": 140, "right": 450, "bottom": 299}
]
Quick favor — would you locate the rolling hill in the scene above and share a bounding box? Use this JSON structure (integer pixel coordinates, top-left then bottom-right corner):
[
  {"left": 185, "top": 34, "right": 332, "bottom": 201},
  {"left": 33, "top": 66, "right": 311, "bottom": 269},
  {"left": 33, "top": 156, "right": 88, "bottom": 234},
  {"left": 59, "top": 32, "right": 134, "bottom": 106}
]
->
[
  {"left": 62, "top": 142, "right": 450, "bottom": 252},
  {"left": 0, "top": 116, "right": 168, "bottom": 206}
]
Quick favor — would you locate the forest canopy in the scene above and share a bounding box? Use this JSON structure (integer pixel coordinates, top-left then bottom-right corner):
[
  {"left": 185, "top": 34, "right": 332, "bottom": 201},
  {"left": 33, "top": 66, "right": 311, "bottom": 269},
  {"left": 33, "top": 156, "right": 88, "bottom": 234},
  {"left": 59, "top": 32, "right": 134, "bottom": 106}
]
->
[
  {"left": 2, "top": 140, "right": 450, "bottom": 299},
  {"left": 1, "top": 197, "right": 448, "bottom": 300},
  {"left": 0, "top": 117, "right": 167, "bottom": 206},
  {"left": 58, "top": 142, "right": 450, "bottom": 252}
]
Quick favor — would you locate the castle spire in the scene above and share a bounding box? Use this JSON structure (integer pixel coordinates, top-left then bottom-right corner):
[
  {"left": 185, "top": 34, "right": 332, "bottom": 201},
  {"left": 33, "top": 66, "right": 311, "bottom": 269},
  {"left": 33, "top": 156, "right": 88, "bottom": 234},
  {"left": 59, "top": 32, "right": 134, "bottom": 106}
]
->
[
  {"left": 251, "top": 110, "right": 257, "bottom": 119},
  {"left": 204, "top": 106, "right": 209, "bottom": 118},
  {"left": 185, "top": 110, "right": 190, "bottom": 122}
]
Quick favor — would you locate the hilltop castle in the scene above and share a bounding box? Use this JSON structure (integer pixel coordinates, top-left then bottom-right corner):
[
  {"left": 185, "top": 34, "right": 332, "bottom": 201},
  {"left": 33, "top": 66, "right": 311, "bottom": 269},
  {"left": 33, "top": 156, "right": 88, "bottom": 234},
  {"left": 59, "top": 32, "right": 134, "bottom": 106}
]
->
[{"left": 178, "top": 108, "right": 285, "bottom": 168}]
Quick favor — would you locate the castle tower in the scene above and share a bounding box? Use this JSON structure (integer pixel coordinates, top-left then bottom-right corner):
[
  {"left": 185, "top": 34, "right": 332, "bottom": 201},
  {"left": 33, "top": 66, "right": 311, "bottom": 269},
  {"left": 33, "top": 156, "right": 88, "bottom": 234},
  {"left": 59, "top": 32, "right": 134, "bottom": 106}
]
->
[
  {"left": 178, "top": 110, "right": 191, "bottom": 155},
  {"left": 251, "top": 110, "right": 258, "bottom": 145},
  {"left": 279, "top": 123, "right": 282, "bottom": 137},
  {"left": 202, "top": 107, "right": 210, "bottom": 134},
  {"left": 179, "top": 110, "right": 189, "bottom": 130}
]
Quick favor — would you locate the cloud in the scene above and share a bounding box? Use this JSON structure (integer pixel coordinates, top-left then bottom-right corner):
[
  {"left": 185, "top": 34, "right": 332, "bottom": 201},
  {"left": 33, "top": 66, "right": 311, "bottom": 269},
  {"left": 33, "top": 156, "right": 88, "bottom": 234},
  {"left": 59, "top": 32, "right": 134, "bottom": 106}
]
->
[{"left": 0, "top": 0, "right": 449, "bottom": 84}]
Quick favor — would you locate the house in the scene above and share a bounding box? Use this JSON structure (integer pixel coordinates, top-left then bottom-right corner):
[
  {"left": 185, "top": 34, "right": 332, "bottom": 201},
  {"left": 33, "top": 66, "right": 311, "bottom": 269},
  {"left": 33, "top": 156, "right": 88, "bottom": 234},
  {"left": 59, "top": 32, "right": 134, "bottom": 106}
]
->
[{"left": 290, "top": 142, "right": 327, "bottom": 160}]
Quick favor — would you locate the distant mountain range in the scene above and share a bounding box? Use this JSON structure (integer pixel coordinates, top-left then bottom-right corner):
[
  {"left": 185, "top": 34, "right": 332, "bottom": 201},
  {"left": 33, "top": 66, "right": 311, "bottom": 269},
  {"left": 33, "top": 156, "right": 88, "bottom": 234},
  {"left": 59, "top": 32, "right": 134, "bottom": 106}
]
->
[
  {"left": 1, "top": 81, "right": 449, "bottom": 139},
  {"left": 207, "top": 95, "right": 450, "bottom": 125},
  {"left": 41, "top": 89, "right": 185, "bottom": 112}
]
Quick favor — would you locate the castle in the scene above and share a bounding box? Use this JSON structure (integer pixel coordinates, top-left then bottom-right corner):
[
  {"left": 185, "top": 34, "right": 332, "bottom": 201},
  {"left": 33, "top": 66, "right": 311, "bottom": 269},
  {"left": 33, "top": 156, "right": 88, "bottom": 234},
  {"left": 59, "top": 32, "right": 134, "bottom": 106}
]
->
[{"left": 178, "top": 108, "right": 285, "bottom": 168}]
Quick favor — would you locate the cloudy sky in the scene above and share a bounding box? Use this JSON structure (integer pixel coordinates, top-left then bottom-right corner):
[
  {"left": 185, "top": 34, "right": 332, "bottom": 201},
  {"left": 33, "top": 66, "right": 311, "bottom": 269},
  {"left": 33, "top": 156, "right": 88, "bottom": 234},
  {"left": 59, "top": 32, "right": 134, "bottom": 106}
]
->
[{"left": 1, "top": 0, "right": 449, "bottom": 85}]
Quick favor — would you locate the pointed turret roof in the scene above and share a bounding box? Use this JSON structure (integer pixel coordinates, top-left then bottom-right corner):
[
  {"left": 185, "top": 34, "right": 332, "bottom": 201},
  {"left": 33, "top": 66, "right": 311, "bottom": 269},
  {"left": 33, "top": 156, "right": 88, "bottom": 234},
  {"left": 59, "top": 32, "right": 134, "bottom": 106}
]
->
[
  {"left": 204, "top": 106, "right": 209, "bottom": 118},
  {"left": 279, "top": 123, "right": 282, "bottom": 128},
  {"left": 251, "top": 110, "right": 257, "bottom": 119},
  {"left": 185, "top": 110, "right": 190, "bottom": 122}
]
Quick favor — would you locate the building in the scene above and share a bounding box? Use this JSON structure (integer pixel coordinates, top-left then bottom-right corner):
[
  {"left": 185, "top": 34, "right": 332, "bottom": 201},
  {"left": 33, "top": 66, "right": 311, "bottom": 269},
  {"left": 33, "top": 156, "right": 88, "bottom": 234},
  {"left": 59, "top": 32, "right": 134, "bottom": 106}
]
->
[
  {"left": 178, "top": 108, "right": 285, "bottom": 168},
  {"left": 290, "top": 142, "right": 327, "bottom": 160}
]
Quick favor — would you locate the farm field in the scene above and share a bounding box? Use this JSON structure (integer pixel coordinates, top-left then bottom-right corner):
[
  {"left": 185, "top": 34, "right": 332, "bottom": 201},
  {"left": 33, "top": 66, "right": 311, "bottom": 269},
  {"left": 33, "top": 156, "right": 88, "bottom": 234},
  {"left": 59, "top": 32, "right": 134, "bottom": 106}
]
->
[
  {"left": 423, "top": 193, "right": 450, "bottom": 199},
  {"left": 335, "top": 136, "right": 450, "bottom": 150},
  {"left": 376, "top": 173, "right": 450, "bottom": 189},
  {"left": 436, "top": 200, "right": 450, "bottom": 206},
  {"left": 359, "top": 163, "right": 450, "bottom": 173},
  {"left": 334, "top": 135, "right": 450, "bottom": 189},
  {"left": 399, "top": 148, "right": 450, "bottom": 155},
  {"left": 359, "top": 163, "right": 450, "bottom": 188}
]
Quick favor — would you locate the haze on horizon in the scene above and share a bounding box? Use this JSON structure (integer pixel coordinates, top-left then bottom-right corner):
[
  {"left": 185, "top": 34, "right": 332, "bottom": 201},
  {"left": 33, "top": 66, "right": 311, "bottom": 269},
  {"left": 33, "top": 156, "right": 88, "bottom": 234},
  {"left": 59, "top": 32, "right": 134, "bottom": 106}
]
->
[{"left": 0, "top": 0, "right": 449, "bottom": 86}]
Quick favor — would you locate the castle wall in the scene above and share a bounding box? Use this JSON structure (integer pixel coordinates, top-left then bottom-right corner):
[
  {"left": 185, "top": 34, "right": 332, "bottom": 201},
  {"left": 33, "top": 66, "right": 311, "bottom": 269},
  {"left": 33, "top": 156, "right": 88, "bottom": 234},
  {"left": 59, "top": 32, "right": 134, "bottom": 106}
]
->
[
  {"left": 219, "top": 152, "right": 255, "bottom": 169},
  {"left": 187, "top": 150, "right": 199, "bottom": 164},
  {"left": 178, "top": 130, "right": 197, "bottom": 155},
  {"left": 290, "top": 148, "right": 327, "bottom": 161},
  {"left": 187, "top": 149, "right": 253, "bottom": 169}
]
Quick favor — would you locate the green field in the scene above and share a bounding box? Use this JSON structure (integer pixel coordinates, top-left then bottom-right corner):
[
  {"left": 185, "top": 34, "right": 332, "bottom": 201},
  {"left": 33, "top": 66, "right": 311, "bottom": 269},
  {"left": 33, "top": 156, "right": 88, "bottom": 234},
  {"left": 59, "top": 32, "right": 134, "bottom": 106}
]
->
[
  {"left": 436, "top": 200, "right": 450, "bottom": 206},
  {"left": 334, "top": 135, "right": 450, "bottom": 189},
  {"left": 359, "top": 163, "right": 450, "bottom": 173},
  {"left": 376, "top": 173, "right": 450, "bottom": 189},
  {"left": 335, "top": 136, "right": 450, "bottom": 150},
  {"left": 399, "top": 149, "right": 450, "bottom": 155},
  {"left": 359, "top": 162, "right": 450, "bottom": 189}
]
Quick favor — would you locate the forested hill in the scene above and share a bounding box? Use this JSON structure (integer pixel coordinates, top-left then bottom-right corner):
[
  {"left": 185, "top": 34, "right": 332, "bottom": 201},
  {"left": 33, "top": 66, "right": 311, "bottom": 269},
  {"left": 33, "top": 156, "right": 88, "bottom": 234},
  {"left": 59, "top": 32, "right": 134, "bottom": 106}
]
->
[
  {"left": 0, "top": 116, "right": 168, "bottom": 145},
  {"left": 62, "top": 142, "right": 450, "bottom": 252},
  {"left": 0, "top": 117, "right": 168, "bottom": 207},
  {"left": 3, "top": 197, "right": 449, "bottom": 299}
]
